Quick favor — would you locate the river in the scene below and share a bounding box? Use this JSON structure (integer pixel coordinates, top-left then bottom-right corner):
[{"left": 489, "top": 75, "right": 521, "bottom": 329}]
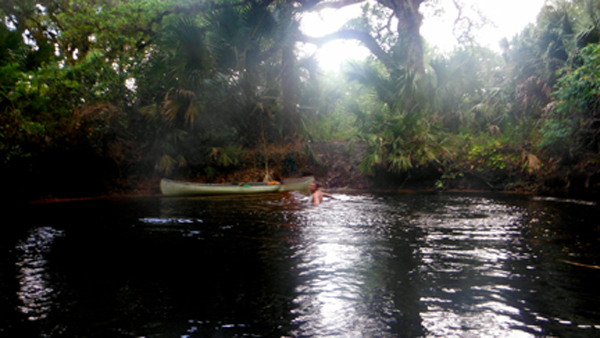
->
[{"left": 1, "top": 192, "right": 599, "bottom": 337}]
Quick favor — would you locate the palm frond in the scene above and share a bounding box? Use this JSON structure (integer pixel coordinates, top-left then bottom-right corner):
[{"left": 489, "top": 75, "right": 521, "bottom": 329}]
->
[{"left": 162, "top": 88, "right": 198, "bottom": 128}]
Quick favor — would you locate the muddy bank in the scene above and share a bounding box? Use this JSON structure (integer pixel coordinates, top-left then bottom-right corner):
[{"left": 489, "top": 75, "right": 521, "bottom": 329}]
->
[
  {"left": 177, "top": 141, "right": 370, "bottom": 190},
  {"left": 303, "top": 141, "right": 370, "bottom": 189}
]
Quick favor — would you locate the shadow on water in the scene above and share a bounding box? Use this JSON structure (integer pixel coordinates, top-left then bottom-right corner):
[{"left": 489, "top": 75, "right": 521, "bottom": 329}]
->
[{"left": 1, "top": 192, "right": 599, "bottom": 337}]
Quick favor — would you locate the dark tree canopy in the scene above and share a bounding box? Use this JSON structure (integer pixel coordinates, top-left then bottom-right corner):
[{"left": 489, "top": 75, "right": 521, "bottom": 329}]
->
[{"left": 3, "top": 0, "right": 600, "bottom": 197}]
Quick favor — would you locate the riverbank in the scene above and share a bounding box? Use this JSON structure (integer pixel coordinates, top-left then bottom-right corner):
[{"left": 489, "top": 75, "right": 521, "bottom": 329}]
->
[{"left": 11, "top": 140, "right": 600, "bottom": 203}]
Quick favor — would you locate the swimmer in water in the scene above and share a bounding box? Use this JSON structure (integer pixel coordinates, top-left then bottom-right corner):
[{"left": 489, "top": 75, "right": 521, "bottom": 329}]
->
[{"left": 309, "top": 181, "right": 335, "bottom": 205}]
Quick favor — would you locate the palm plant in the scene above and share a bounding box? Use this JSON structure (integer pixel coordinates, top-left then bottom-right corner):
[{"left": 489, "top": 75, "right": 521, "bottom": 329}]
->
[
  {"left": 203, "top": 1, "right": 305, "bottom": 144},
  {"left": 347, "top": 61, "right": 449, "bottom": 175},
  {"left": 575, "top": 0, "right": 600, "bottom": 48},
  {"left": 138, "top": 16, "right": 212, "bottom": 176},
  {"left": 138, "top": 0, "right": 309, "bottom": 175},
  {"left": 429, "top": 47, "right": 506, "bottom": 132},
  {"left": 507, "top": 0, "right": 600, "bottom": 157}
]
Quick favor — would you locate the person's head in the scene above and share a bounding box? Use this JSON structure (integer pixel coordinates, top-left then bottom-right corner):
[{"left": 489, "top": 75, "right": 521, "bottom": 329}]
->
[{"left": 310, "top": 181, "right": 320, "bottom": 193}]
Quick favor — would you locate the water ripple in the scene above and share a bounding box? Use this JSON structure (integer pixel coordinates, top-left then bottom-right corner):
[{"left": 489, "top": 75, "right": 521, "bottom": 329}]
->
[
  {"left": 4, "top": 193, "right": 599, "bottom": 337},
  {"left": 15, "top": 226, "right": 64, "bottom": 321}
]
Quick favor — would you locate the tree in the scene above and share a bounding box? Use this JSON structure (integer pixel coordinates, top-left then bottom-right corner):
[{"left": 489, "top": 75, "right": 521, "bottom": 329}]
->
[
  {"left": 297, "top": 0, "right": 485, "bottom": 75},
  {"left": 298, "top": 0, "right": 425, "bottom": 73},
  {"left": 0, "top": 0, "right": 173, "bottom": 66},
  {"left": 541, "top": 43, "right": 600, "bottom": 156},
  {"left": 134, "top": 0, "right": 316, "bottom": 175}
]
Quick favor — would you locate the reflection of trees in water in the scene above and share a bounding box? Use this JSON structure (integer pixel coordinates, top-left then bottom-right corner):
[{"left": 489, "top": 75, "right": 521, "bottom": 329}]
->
[
  {"left": 155, "top": 194, "right": 302, "bottom": 336},
  {"left": 523, "top": 199, "right": 599, "bottom": 263},
  {"left": 3, "top": 194, "right": 599, "bottom": 337},
  {"left": 412, "top": 196, "right": 538, "bottom": 336},
  {"left": 516, "top": 199, "right": 600, "bottom": 335},
  {"left": 410, "top": 195, "right": 600, "bottom": 336}
]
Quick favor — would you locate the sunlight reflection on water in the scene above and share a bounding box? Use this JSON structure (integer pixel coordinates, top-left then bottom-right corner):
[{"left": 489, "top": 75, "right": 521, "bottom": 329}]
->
[
  {"left": 415, "top": 197, "right": 537, "bottom": 337},
  {"left": 289, "top": 194, "right": 600, "bottom": 337},
  {"left": 4, "top": 193, "right": 600, "bottom": 337},
  {"left": 15, "top": 227, "right": 63, "bottom": 321},
  {"left": 292, "top": 195, "right": 401, "bottom": 336}
]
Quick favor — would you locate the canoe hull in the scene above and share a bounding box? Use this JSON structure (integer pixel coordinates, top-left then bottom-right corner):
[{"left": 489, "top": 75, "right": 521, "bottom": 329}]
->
[
  {"left": 279, "top": 177, "right": 315, "bottom": 192},
  {"left": 160, "top": 176, "right": 314, "bottom": 196}
]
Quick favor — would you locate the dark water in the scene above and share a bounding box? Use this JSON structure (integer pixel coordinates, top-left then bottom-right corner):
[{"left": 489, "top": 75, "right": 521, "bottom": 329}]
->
[{"left": 1, "top": 192, "right": 600, "bottom": 337}]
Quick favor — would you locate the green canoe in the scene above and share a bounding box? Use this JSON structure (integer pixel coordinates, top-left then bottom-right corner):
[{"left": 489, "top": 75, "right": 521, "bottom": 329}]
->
[{"left": 160, "top": 176, "right": 315, "bottom": 196}]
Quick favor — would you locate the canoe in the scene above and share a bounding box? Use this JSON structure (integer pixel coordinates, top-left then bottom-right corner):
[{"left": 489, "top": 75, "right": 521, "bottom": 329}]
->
[
  {"left": 279, "top": 176, "right": 316, "bottom": 192},
  {"left": 160, "top": 176, "right": 314, "bottom": 196}
]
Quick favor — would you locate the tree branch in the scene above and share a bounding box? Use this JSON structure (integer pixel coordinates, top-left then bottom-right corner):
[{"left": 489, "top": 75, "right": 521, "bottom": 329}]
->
[
  {"left": 302, "top": 0, "right": 366, "bottom": 12},
  {"left": 297, "top": 29, "right": 395, "bottom": 69}
]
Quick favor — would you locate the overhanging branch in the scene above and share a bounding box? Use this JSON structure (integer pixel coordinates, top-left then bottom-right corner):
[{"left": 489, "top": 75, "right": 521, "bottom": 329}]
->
[
  {"left": 297, "top": 29, "right": 395, "bottom": 69},
  {"left": 302, "top": 0, "right": 366, "bottom": 12}
]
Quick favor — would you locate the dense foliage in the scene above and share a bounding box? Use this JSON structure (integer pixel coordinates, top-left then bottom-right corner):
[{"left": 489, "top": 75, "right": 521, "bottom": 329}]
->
[
  {"left": 343, "top": 0, "right": 600, "bottom": 192},
  {"left": 2, "top": 0, "right": 600, "bottom": 198}
]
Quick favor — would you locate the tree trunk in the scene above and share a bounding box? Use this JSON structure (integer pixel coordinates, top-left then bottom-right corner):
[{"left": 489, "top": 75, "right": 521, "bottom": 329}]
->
[
  {"left": 282, "top": 44, "right": 299, "bottom": 135},
  {"left": 395, "top": 0, "right": 425, "bottom": 74}
]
